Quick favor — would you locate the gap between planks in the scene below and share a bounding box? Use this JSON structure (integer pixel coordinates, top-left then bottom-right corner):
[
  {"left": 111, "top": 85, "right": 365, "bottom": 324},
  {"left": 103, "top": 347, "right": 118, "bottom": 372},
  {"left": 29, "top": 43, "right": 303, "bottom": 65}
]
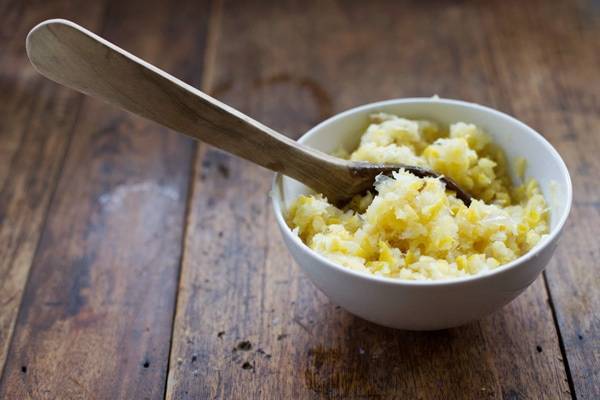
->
[
  {"left": 163, "top": 0, "right": 224, "bottom": 398},
  {"left": 0, "top": 0, "right": 112, "bottom": 379}
]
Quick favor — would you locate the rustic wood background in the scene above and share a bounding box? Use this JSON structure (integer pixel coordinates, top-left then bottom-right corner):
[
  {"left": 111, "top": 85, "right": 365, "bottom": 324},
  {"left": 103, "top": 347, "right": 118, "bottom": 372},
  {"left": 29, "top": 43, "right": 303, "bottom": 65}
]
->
[{"left": 1, "top": 0, "right": 598, "bottom": 398}]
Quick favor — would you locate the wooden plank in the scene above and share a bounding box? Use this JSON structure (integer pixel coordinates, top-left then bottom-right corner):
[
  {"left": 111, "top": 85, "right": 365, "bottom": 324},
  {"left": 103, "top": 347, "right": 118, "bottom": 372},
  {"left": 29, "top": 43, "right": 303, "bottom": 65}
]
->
[
  {"left": 543, "top": 21, "right": 600, "bottom": 400},
  {"left": 0, "top": 0, "right": 210, "bottom": 398},
  {"left": 0, "top": 0, "right": 107, "bottom": 375},
  {"left": 481, "top": 1, "right": 600, "bottom": 398},
  {"left": 166, "top": 1, "right": 570, "bottom": 398}
]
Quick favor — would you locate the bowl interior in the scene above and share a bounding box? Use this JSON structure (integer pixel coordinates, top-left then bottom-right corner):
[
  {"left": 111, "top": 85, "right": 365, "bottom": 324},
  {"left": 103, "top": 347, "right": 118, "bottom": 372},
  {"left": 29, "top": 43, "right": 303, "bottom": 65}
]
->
[{"left": 274, "top": 98, "right": 571, "bottom": 240}]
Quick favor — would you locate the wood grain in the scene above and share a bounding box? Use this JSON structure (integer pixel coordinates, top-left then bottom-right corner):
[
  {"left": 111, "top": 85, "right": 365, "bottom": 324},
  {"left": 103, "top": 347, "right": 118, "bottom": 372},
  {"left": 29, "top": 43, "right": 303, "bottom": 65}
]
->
[
  {"left": 1, "top": 0, "right": 597, "bottom": 398},
  {"left": 166, "top": 0, "right": 572, "bottom": 398},
  {"left": 0, "top": 0, "right": 210, "bottom": 398},
  {"left": 483, "top": 2, "right": 600, "bottom": 398},
  {"left": 0, "top": 0, "right": 107, "bottom": 376}
]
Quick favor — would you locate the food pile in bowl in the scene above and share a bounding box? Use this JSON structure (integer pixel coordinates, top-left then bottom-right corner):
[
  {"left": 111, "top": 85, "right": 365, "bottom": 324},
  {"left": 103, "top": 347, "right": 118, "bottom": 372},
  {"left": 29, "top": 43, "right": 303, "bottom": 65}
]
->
[{"left": 286, "top": 113, "right": 549, "bottom": 280}]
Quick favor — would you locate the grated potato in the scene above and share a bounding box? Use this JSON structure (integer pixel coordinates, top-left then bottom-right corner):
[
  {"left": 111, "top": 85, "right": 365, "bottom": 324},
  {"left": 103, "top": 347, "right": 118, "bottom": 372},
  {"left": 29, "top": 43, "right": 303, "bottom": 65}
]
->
[{"left": 286, "top": 114, "right": 549, "bottom": 280}]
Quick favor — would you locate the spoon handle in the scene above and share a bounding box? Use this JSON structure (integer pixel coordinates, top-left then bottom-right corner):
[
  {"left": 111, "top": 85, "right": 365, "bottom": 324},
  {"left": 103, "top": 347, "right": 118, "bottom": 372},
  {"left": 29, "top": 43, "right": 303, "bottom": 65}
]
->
[{"left": 26, "top": 19, "right": 348, "bottom": 194}]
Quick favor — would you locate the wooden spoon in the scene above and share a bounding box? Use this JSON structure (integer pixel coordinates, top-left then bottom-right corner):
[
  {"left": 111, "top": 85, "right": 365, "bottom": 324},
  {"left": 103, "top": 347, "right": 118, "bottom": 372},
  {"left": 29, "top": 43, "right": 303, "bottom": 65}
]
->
[{"left": 26, "top": 19, "right": 471, "bottom": 206}]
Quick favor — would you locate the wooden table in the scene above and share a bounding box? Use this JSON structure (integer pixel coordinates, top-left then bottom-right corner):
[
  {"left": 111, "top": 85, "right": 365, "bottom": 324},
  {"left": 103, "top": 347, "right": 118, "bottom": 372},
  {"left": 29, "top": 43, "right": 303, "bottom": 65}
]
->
[{"left": 1, "top": 0, "right": 598, "bottom": 398}]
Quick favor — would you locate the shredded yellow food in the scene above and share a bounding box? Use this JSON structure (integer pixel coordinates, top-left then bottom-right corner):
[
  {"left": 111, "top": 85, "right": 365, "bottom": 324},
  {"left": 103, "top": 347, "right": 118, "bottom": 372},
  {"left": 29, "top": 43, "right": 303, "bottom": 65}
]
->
[{"left": 286, "top": 113, "right": 549, "bottom": 280}]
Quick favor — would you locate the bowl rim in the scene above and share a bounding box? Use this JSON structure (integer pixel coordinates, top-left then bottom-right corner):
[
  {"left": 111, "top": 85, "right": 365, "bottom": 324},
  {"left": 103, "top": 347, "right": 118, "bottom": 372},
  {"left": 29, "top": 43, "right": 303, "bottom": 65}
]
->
[{"left": 271, "top": 97, "right": 573, "bottom": 287}]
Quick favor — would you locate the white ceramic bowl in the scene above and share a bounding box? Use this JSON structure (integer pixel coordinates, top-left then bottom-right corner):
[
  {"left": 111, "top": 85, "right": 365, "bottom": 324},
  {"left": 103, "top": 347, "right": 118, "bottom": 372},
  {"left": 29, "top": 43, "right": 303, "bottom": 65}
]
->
[{"left": 271, "top": 98, "right": 572, "bottom": 330}]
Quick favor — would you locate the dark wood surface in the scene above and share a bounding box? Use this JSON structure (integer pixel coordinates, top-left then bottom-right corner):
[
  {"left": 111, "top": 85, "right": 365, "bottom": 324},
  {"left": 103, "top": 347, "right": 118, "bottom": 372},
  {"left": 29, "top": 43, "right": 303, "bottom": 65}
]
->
[{"left": 0, "top": 0, "right": 598, "bottom": 399}]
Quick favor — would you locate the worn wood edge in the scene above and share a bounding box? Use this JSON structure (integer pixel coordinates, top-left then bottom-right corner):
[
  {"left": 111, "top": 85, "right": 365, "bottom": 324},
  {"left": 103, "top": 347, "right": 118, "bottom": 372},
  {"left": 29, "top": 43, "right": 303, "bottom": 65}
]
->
[
  {"left": 542, "top": 273, "right": 578, "bottom": 398},
  {"left": 0, "top": 1, "right": 209, "bottom": 397},
  {"left": 164, "top": 0, "right": 223, "bottom": 398},
  {"left": 0, "top": 2, "right": 110, "bottom": 380},
  {"left": 0, "top": 101, "right": 86, "bottom": 381}
]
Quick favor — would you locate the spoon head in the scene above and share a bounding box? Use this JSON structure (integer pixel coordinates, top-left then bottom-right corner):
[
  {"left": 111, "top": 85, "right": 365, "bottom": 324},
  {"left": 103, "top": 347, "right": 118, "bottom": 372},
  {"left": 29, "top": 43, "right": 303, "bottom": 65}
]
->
[{"left": 337, "top": 162, "right": 472, "bottom": 207}]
